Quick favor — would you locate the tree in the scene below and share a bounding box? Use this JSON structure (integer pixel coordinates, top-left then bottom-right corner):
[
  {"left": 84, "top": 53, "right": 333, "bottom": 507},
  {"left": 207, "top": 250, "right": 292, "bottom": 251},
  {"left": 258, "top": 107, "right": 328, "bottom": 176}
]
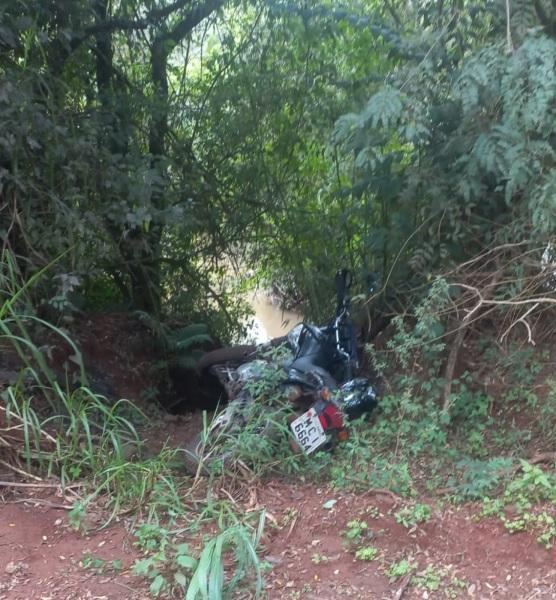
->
[
  {"left": 1, "top": 0, "right": 231, "bottom": 314},
  {"left": 2, "top": 0, "right": 553, "bottom": 333},
  {"left": 331, "top": 0, "right": 556, "bottom": 310}
]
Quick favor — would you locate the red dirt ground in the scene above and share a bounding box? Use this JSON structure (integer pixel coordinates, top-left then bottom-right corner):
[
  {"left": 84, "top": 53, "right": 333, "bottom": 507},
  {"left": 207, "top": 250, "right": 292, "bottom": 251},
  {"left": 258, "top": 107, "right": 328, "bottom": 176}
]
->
[
  {"left": 257, "top": 484, "right": 556, "bottom": 599},
  {"left": 1, "top": 478, "right": 555, "bottom": 599},
  {"left": 0, "top": 498, "right": 145, "bottom": 600},
  {"left": 1, "top": 314, "right": 555, "bottom": 598}
]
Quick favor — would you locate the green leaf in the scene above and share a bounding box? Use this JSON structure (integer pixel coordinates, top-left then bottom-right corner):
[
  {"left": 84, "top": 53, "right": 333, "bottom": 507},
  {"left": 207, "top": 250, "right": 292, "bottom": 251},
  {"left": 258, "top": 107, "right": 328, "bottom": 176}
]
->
[
  {"left": 132, "top": 558, "right": 154, "bottom": 576},
  {"left": 149, "top": 574, "right": 166, "bottom": 596},
  {"left": 176, "top": 554, "right": 198, "bottom": 570}
]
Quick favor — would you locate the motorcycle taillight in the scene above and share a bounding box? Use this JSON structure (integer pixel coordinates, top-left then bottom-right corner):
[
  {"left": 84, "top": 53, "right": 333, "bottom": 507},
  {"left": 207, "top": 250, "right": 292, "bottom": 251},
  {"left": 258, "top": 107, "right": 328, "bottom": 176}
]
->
[{"left": 317, "top": 402, "right": 344, "bottom": 431}]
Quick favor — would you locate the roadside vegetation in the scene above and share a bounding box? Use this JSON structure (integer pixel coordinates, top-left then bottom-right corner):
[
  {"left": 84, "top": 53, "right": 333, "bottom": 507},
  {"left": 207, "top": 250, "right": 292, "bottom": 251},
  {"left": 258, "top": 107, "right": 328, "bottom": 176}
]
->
[{"left": 1, "top": 0, "right": 555, "bottom": 598}]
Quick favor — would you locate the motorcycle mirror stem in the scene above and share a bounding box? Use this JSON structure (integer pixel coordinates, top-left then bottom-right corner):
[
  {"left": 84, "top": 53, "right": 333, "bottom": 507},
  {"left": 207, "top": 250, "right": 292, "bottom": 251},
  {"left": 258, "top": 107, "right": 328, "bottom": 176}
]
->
[{"left": 335, "top": 268, "right": 351, "bottom": 305}]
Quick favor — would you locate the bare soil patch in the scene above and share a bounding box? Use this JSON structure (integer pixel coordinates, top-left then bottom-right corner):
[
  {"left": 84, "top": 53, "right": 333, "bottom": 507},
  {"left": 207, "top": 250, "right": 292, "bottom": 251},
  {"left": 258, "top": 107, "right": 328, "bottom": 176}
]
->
[
  {"left": 0, "top": 497, "right": 147, "bottom": 600},
  {"left": 258, "top": 483, "right": 556, "bottom": 599},
  {"left": 1, "top": 478, "right": 554, "bottom": 599}
]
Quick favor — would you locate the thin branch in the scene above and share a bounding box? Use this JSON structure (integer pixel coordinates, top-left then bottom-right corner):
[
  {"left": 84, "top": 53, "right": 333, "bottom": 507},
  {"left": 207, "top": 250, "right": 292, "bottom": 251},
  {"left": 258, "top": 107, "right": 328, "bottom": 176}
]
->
[
  {"left": 6, "top": 499, "right": 73, "bottom": 509},
  {"left": 364, "top": 213, "right": 439, "bottom": 306},
  {"left": 500, "top": 302, "right": 539, "bottom": 345},
  {"left": 448, "top": 242, "right": 530, "bottom": 273},
  {"left": 394, "top": 570, "right": 416, "bottom": 600},
  {"left": 0, "top": 459, "right": 42, "bottom": 481},
  {"left": 443, "top": 268, "right": 503, "bottom": 412},
  {"left": 82, "top": 0, "right": 195, "bottom": 36},
  {"left": 505, "top": 0, "right": 514, "bottom": 54},
  {"left": 442, "top": 326, "right": 466, "bottom": 412},
  {"left": 0, "top": 480, "right": 77, "bottom": 488},
  {"left": 454, "top": 284, "right": 556, "bottom": 313},
  {"left": 164, "top": 0, "right": 228, "bottom": 46}
]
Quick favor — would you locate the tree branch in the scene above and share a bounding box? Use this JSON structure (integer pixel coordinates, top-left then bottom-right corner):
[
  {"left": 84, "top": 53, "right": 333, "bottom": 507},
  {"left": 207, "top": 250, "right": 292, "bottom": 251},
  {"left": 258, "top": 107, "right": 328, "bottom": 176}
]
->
[
  {"left": 442, "top": 268, "right": 503, "bottom": 413},
  {"left": 455, "top": 284, "right": 556, "bottom": 312},
  {"left": 165, "top": 0, "right": 228, "bottom": 46},
  {"left": 82, "top": 0, "right": 195, "bottom": 36},
  {"left": 81, "top": 0, "right": 226, "bottom": 42},
  {"left": 500, "top": 302, "right": 539, "bottom": 345}
]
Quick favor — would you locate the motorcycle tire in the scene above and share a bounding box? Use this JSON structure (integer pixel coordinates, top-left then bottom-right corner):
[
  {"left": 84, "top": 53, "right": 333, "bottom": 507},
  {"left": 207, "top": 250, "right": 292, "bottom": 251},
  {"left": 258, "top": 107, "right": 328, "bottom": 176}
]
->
[
  {"left": 196, "top": 344, "right": 258, "bottom": 377},
  {"left": 182, "top": 431, "right": 242, "bottom": 476}
]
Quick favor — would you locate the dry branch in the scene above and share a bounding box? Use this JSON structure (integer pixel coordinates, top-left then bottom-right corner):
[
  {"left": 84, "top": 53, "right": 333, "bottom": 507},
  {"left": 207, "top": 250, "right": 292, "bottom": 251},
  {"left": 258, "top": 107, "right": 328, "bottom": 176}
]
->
[
  {"left": 454, "top": 283, "right": 556, "bottom": 312},
  {"left": 0, "top": 480, "right": 81, "bottom": 489},
  {"left": 6, "top": 499, "right": 73, "bottom": 509},
  {"left": 0, "top": 458, "right": 42, "bottom": 481},
  {"left": 442, "top": 268, "right": 503, "bottom": 412},
  {"left": 500, "top": 302, "right": 539, "bottom": 345}
]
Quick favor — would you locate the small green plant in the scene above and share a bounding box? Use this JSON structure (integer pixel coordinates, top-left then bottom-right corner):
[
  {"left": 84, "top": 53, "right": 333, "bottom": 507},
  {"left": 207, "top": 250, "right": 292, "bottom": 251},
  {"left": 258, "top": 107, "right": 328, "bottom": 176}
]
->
[
  {"left": 439, "top": 575, "right": 470, "bottom": 599},
  {"left": 133, "top": 512, "right": 265, "bottom": 599},
  {"left": 479, "top": 497, "right": 505, "bottom": 518},
  {"left": 412, "top": 564, "right": 443, "bottom": 591},
  {"left": 68, "top": 501, "right": 88, "bottom": 531},
  {"left": 502, "top": 516, "right": 527, "bottom": 533},
  {"left": 82, "top": 554, "right": 122, "bottom": 574},
  {"left": 451, "top": 457, "right": 514, "bottom": 500},
  {"left": 479, "top": 462, "right": 556, "bottom": 549},
  {"left": 133, "top": 539, "right": 198, "bottom": 597},
  {"left": 505, "top": 461, "right": 556, "bottom": 509},
  {"left": 386, "top": 558, "right": 416, "bottom": 581},
  {"left": 394, "top": 503, "right": 431, "bottom": 528},
  {"left": 311, "top": 553, "right": 329, "bottom": 564},
  {"left": 345, "top": 520, "right": 368, "bottom": 540},
  {"left": 82, "top": 554, "right": 106, "bottom": 572},
  {"left": 185, "top": 517, "right": 264, "bottom": 600},
  {"left": 502, "top": 511, "right": 556, "bottom": 549},
  {"left": 354, "top": 546, "right": 379, "bottom": 561},
  {"left": 536, "top": 513, "right": 556, "bottom": 549}
]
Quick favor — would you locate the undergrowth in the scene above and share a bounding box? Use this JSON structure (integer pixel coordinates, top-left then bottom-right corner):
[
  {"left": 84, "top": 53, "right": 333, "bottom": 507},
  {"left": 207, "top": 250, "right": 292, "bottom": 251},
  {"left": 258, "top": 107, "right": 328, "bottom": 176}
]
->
[
  {"left": 2, "top": 254, "right": 555, "bottom": 599},
  {"left": 186, "top": 278, "right": 556, "bottom": 541},
  {"left": 0, "top": 251, "right": 266, "bottom": 598}
]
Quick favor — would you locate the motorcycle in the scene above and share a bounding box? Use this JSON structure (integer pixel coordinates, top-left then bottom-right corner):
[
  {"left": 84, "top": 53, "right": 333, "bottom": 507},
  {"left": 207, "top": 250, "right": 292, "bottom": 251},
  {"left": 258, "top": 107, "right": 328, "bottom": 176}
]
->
[{"left": 185, "top": 270, "right": 378, "bottom": 474}]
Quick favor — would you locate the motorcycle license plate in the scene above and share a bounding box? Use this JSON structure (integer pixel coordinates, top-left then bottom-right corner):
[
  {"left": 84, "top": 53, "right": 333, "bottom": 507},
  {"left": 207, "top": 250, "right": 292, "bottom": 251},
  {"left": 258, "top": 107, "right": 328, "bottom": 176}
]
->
[{"left": 291, "top": 408, "right": 327, "bottom": 454}]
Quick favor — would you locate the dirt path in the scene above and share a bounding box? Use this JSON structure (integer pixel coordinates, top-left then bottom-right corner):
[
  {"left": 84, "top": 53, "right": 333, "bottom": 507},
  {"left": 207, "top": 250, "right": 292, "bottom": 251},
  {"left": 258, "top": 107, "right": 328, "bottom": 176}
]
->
[
  {"left": 0, "top": 500, "right": 146, "bottom": 599},
  {"left": 1, "top": 483, "right": 554, "bottom": 599},
  {"left": 258, "top": 484, "right": 556, "bottom": 599}
]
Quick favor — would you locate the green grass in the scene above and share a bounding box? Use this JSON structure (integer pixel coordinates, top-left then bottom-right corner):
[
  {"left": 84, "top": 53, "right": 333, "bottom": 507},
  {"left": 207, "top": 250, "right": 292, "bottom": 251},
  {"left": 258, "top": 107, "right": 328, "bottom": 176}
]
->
[{"left": 131, "top": 507, "right": 266, "bottom": 598}]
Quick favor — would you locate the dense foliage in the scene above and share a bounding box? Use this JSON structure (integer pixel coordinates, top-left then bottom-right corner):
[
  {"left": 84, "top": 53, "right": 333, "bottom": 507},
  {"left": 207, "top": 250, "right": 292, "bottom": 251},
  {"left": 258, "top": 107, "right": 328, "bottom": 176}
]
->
[
  {"left": 1, "top": 6, "right": 556, "bottom": 595},
  {"left": 1, "top": 0, "right": 555, "bottom": 331}
]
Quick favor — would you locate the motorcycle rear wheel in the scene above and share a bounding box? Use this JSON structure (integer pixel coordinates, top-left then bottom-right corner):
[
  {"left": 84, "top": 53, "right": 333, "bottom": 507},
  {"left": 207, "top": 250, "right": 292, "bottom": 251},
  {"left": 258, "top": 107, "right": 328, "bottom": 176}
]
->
[{"left": 196, "top": 344, "right": 258, "bottom": 376}]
